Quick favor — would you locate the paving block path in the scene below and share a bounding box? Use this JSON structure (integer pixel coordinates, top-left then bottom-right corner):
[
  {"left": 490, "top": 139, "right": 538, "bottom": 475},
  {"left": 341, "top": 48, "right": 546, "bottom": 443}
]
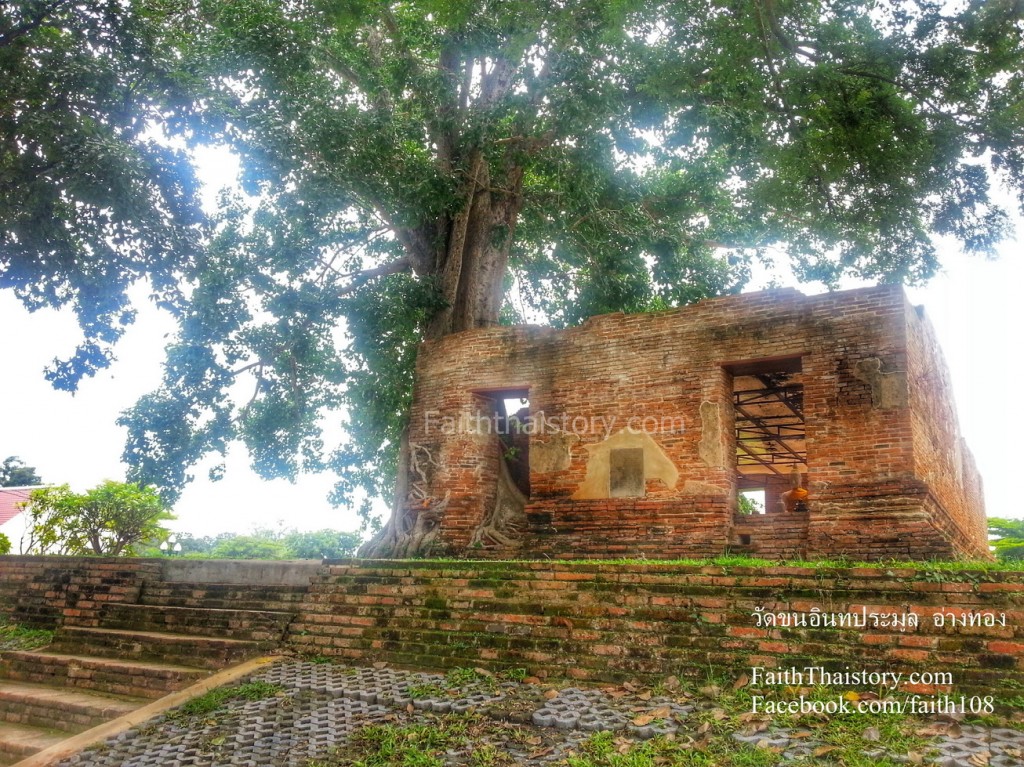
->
[
  {"left": 0, "top": 578, "right": 308, "bottom": 766},
  {"left": 44, "top": 660, "right": 1024, "bottom": 767}
]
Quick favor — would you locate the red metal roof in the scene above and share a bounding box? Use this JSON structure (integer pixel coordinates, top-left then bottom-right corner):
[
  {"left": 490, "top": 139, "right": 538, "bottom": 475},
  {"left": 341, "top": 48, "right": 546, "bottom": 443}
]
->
[{"left": 0, "top": 487, "right": 36, "bottom": 527}]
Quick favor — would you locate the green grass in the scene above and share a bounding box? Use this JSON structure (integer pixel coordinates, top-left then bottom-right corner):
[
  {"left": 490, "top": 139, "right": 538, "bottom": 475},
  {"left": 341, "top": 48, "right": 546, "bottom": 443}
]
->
[
  {"left": 324, "top": 718, "right": 472, "bottom": 767},
  {"left": 352, "top": 554, "right": 1024, "bottom": 572},
  {"left": 409, "top": 667, "right": 527, "bottom": 699},
  {"left": 168, "top": 680, "right": 283, "bottom": 722},
  {"left": 0, "top": 618, "right": 53, "bottom": 651}
]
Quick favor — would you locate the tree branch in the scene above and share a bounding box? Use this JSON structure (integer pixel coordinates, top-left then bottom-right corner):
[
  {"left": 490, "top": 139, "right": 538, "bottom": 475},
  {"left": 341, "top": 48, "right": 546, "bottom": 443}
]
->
[
  {"left": 336, "top": 257, "right": 412, "bottom": 295},
  {"left": 0, "top": 0, "right": 68, "bottom": 47}
]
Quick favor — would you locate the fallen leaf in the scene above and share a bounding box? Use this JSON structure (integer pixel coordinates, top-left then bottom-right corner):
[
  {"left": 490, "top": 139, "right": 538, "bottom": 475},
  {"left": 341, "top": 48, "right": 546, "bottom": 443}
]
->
[
  {"left": 543, "top": 689, "right": 559, "bottom": 700},
  {"left": 916, "top": 723, "right": 949, "bottom": 737},
  {"left": 710, "top": 708, "right": 728, "bottom": 721},
  {"left": 968, "top": 751, "right": 991, "bottom": 766},
  {"left": 699, "top": 685, "right": 722, "bottom": 698},
  {"left": 638, "top": 691, "right": 652, "bottom": 701},
  {"left": 372, "top": 661, "right": 388, "bottom": 669},
  {"left": 843, "top": 691, "right": 861, "bottom": 702},
  {"left": 633, "top": 714, "right": 655, "bottom": 726},
  {"left": 813, "top": 745, "right": 840, "bottom": 757},
  {"left": 696, "top": 722, "right": 712, "bottom": 735},
  {"left": 791, "top": 730, "right": 814, "bottom": 739},
  {"left": 733, "top": 673, "right": 749, "bottom": 690},
  {"left": 907, "top": 752, "right": 924, "bottom": 765},
  {"left": 474, "top": 667, "right": 493, "bottom": 677},
  {"left": 650, "top": 705, "right": 672, "bottom": 719},
  {"left": 525, "top": 736, "right": 542, "bottom": 746},
  {"left": 623, "top": 682, "right": 639, "bottom": 692},
  {"left": 523, "top": 676, "right": 541, "bottom": 685},
  {"left": 406, "top": 703, "right": 414, "bottom": 713},
  {"left": 663, "top": 675, "right": 680, "bottom": 691},
  {"left": 862, "top": 726, "right": 881, "bottom": 742}
]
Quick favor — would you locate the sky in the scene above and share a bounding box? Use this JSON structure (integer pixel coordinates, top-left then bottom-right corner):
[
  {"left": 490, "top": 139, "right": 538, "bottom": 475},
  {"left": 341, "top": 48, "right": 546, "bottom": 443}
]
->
[{"left": 1, "top": 154, "right": 1021, "bottom": 541}]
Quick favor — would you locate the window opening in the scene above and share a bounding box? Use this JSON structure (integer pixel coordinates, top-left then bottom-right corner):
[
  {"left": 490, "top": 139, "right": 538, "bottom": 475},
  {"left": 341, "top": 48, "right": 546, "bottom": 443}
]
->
[{"left": 738, "top": 488, "right": 766, "bottom": 515}]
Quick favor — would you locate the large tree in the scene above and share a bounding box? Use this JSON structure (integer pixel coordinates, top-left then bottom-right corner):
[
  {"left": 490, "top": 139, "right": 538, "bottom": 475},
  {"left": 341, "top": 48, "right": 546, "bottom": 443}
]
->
[{"left": 2, "top": 1, "right": 1022, "bottom": 554}]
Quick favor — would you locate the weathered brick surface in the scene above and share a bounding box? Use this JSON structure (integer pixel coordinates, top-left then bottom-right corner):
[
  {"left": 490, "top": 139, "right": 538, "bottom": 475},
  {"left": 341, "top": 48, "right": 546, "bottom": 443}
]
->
[
  {"left": 405, "top": 285, "right": 987, "bottom": 560},
  {"left": 0, "top": 651, "right": 207, "bottom": 699},
  {"left": 0, "top": 556, "right": 161, "bottom": 628},
  {"left": 288, "top": 561, "right": 1024, "bottom": 701}
]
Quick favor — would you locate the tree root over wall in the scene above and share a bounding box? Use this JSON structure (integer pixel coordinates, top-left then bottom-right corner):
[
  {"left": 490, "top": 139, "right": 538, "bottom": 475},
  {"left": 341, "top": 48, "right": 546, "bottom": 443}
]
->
[
  {"left": 360, "top": 434, "right": 529, "bottom": 558},
  {"left": 469, "top": 456, "right": 527, "bottom": 551},
  {"left": 359, "top": 438, "right": 448, "bottom": 559}
]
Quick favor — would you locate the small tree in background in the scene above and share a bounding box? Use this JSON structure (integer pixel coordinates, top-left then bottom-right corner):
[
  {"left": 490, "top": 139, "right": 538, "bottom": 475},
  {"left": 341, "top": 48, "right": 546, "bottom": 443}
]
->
[
  {"left": 0, "top": 532, "right": 10, "bottom": 555},
  {"left": 209, "top": 535, "right": 290, "bottom": 560},
  {"left": 0, "top": 457, "right": 43, "bottom": 487},
  {"left": 989, "top": 518, "right": 1024, "bottom": 561},
  {"left": 23, "top": 481, "right": 173, "bottom": 556},
  {"left": 139, "top": 527, "right": 364, "bottom": 559},
  {"left": 281, "top": 529, "right": 362, "bottom": 560}
]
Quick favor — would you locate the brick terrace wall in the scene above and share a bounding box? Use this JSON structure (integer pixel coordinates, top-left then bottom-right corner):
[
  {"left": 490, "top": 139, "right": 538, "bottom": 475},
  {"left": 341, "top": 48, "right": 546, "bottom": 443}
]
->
[
  {"left": 289, "top": 561, "right": 1024, "bottom": 702},
  {"left": 407, "top": 284, "right": 985, "bottom": 560},
  {"left": 0, "top": 556, "right": 161, "bottom": 628}
]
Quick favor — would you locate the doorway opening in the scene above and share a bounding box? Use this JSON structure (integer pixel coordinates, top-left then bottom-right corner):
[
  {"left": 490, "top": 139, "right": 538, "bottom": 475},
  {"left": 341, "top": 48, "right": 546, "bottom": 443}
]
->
[{"left": 478, "top": 389, "right": 531, "bottom": 498}]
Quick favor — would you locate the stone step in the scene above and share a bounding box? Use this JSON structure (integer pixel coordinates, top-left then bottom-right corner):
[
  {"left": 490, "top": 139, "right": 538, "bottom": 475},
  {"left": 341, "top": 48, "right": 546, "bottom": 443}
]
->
[
  {"left": 99, "top": 603, "right": 293, "bottom": 642},
  {"left": 139, "top": 581, "right": 308, "bottom": 612},
  {"left": 48, "top": 627, "right": 264, "bottom": 670},
  {"left": 0, "top": 680, "right": 144, "bottom": 733},
  {"left": 0, "top": 650, "right": 208, "bottom": 699},
  {"left": 0, "top": 720, "right": 66, "bottom": 765}
]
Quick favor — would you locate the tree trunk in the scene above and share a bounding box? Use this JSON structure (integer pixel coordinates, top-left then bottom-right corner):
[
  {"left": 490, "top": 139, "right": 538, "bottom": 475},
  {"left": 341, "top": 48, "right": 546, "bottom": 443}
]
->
[{"left": 359, "top": 147, "right": 525, "bottom": 558}]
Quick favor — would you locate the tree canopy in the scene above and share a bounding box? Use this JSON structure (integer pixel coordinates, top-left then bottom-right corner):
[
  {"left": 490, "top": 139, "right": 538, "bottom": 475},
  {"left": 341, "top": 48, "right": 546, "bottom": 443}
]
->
[
  {"left": 989, "top": 517, "right": 1024, "bottom": 560},
  {"left": 0, "top": 456, "right": 43, "bottom": 487},
  {"left": 143, "top": 527, "right": 363, "bottom": 559},
  {"left": 2, "top": 0, "right": 1022, "bottom": 520}
]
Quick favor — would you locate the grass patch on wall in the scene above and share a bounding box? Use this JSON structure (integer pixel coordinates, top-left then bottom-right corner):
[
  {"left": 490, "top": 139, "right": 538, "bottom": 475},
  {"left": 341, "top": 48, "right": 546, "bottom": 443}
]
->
[
  {"left": 366, "top": 555, "right": 1024, "bottom": 573},
  {"left": 0, "top": 617, "right": 53, "bottom": 651}
]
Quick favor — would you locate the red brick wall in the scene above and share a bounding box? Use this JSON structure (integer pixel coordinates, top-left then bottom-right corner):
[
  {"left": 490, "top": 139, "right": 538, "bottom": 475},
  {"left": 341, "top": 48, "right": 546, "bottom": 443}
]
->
[
  {"left": 0, "top": 556, "right": 161, "bottom": 628},
  {"left": 904, "top": 301, "right": 988, "bottom": 556},
  {"left": 731, "top": 512, "right": 809, "bottom": 559},
  {"left": 406, "top": 285, "right": 986, "bottom": 560},
  {"left": 288, "top": 561, "right": 1024, "bottom": 702}
]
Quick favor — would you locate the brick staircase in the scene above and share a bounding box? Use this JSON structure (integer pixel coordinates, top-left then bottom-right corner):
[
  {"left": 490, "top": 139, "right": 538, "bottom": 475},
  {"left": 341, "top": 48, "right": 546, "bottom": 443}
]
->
[{"left": 0, "top": 574, "right": 311, "bottom": 766}]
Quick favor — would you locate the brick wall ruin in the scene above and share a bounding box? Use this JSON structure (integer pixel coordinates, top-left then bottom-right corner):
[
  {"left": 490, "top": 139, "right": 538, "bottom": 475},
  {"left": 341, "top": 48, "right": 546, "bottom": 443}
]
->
[
  {"left": 2, "top": 556, "right": 1020, "bottom": 702},
  {"left": 290, "top": 560, "right": 1024, "bottom": 702},
  {"left": 402, "top": 285, "right": 988, "bottom": 561}
]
